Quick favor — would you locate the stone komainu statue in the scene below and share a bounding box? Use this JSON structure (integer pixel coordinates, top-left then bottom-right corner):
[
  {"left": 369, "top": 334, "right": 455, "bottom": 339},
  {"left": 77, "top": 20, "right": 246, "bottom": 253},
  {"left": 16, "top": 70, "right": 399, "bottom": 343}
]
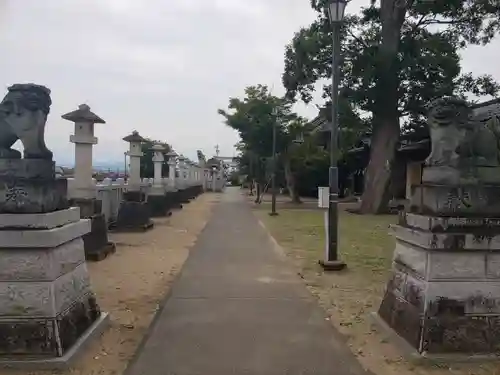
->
[
  {"left": 423, "top": 96, "right": 500, "bottom": 185},
  {"left": 0, "top": 83, "right": 53, "bottom": 160}
]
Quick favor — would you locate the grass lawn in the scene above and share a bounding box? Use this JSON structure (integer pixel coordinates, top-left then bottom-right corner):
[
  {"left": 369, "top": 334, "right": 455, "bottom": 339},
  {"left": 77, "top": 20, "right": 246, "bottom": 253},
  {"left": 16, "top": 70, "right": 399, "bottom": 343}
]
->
[{"left": 254, "top": 203, "right": 497, "bottom": 375}]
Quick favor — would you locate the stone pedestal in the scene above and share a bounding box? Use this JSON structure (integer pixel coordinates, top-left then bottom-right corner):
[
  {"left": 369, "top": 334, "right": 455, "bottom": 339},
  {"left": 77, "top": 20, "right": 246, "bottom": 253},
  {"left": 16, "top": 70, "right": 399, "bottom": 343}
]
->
[
  {"left": 166, "top": 189, "right": 182, "bottom": 210},
  {"left": 0, "top": 159, "right": 68, "bottom": 213},
  {"left": 0, "top": 207, "right": 108, "bottom": 367},
  {"left": 70, "top": 198, "right": 116, "bottom": 262},
  {"left": 113, "top": 191, "right": 153, "bottom": 232},
  {"left": 376, "top": 183, "right": 500, "bottom": 358},
  {"left": 147, "top": 194, "right": 171, "bottom": 217}
]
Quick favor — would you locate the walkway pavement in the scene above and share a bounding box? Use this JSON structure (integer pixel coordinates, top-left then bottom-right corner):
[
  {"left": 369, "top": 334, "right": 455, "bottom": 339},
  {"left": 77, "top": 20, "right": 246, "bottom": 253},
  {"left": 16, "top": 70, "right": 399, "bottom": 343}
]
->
[{"left": 125, "top": 188, "right": 371, "bottom": 375}]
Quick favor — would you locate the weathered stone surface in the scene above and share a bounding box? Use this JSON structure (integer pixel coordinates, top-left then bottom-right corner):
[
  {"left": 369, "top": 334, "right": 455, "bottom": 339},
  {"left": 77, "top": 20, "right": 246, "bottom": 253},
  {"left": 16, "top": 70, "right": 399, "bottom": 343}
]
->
[
  {"left": 0, "top": 207, "right": 80, "bottom": 229},
  {"left": 0, "top": 159, "right": 55, "bottom": 179},
  {"left": 0, "top": 83, "right": 53, "bottom": 160},
  {"left": 123, "top": 190, "right": 146, "bottom": 202},
  {"left": 487, "top": 254, "right": 500, "bottom": 278},
  {"left": 392, "top": 224, "right": 500, "bottom": 251},
  {"left": 114, "top": 200, "right": 153, "bottom": 231},
  {"left": 393, "top": 241, "right": 427, "bottom": 277},
  {"left": 403, "top": 212, "right": 500, "bottom": 233},
  {"left": 53, "top": 263, "right": 92, "bottom": 316},
  {"left": 69, "top": 197, "right": 102, "bottom": 218},
  {"left": 0, "top": 263, "right": 91, "bottom": 317},
  {"left": 0, "top": 219, "right": 90, "bottom": 248},
  {"left": 0, "top": 293, "right": 100, "bottom": 358},
  {"left": 409, "top": 184, "right": 500, "bottom": 217},
  {"left": 0, "top": 177, "right": 69, "bottom": 213},
  {"left": 380, "top": 193, "right": 500, "bottom": 356},
  {"left": 428, "top": 252, "right": 485, "bottom": 279},
  {"left": 82, "top": 213, "right": 115, "bottom": 261},
  {"left": 0, "top": 238, "right": 85, "bottom": 281},
  {"left": 147, "top": 194, "right": 170, "bottom": 217}
]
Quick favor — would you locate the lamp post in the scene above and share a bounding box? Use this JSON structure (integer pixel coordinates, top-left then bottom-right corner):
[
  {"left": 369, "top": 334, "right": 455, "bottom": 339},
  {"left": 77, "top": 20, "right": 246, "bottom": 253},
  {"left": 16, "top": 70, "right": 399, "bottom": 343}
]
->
[
  {"left": 269, "top": 107, "right": 279, "bottom": 216},
  {"left": 319, "top": 0, "right": 348, "bottom": 271}
]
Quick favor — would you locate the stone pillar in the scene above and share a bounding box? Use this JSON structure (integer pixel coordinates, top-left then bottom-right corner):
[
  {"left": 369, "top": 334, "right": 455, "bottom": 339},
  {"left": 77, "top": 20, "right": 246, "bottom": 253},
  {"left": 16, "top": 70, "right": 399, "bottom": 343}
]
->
[
  {"left": 114, "top": 131, "right": 153, "bottom": 231},
  {"left": 0, "top": 84, "right": 108, "bottom": 367},
  {"left": 374, "top": 97, "right": 500, "bottom": 359},
  {"left": 62, "top": 104, "right": 115, "bottom": 261}
]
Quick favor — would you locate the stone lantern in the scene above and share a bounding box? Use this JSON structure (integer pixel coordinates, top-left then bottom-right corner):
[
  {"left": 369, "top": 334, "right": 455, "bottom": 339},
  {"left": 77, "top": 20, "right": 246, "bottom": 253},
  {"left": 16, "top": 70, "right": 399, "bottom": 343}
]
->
[
  {"left": 147, "top": 143, "right": 171, "bottom": 217},
  {"left": 166, "top": 149, "right": 178, "bottom": 190},
  {"left": 63, "top": 104, "right": 104, "bottom": 199},
  {"left": 165, "top": 150, "right": 182, "bottom": 209},
  {"left": 151, "top": 143, "right": 165, "bottom": 189},
  {"left": 114, "top": 131, "right": 154, "bottom": 231},
  {"left": 123, "top": 130, "right": 145, "bottom": 191},
  {"left": 62, "top": 103, "right": 115, "bottom": 261}
]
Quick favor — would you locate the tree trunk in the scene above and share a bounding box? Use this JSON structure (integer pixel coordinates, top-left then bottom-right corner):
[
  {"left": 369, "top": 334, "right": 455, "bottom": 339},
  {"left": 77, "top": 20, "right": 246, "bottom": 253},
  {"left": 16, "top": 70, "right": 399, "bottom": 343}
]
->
[
  {"left": 359, "top": 0, "right": 408, "bottom": 214},
  {"left": 284, "top": 158, "right": 301, "bottom": 203}
]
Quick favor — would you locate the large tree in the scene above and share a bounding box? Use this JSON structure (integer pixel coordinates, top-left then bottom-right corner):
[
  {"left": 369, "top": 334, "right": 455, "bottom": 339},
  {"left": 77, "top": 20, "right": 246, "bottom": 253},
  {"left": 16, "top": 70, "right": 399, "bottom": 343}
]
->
[
  {"left": 283, "top": 0, "right": 500, "bottom": 213},
  {"left": 140, "top": 138, "right": 171, "bottom": 179},
  {"left": 218, "top": 84, "right": 310, "bottom": 202}
]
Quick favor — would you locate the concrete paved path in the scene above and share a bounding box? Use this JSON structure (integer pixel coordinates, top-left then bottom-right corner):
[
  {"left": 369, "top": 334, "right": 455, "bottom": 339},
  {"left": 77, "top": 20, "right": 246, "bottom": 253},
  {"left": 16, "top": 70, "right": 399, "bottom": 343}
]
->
[{"left": 125, "top": 188, "right": 371, "bottom": 375}]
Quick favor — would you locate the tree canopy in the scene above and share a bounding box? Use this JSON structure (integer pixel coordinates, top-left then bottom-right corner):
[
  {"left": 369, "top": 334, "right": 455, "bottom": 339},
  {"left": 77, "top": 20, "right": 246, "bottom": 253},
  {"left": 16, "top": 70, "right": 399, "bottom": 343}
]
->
[
  {"left": 139, "top": 138, "right": 171, "bottom": 179},
  {"left": 282, "top": 0, "right": 500, "bottom": 212},
  {"left": 284, "top": 0, "right": 500, "bottom": 128}
]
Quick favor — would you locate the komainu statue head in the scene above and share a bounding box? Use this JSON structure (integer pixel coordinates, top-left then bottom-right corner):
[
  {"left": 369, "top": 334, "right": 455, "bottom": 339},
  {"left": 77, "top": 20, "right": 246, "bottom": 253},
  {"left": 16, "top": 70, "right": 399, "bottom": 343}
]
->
[
  {"left": 426, "top": 96, "right": 472, "bottom": 130},
  {"left": 0, "top": 83, "right": 53, "bottom": 159}
]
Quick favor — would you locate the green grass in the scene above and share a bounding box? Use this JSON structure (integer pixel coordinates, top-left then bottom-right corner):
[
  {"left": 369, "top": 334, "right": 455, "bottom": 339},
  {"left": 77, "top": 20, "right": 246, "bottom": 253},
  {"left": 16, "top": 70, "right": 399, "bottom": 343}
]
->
[{"left": 254, "top": 205, "right": 396, "bottom": 283}]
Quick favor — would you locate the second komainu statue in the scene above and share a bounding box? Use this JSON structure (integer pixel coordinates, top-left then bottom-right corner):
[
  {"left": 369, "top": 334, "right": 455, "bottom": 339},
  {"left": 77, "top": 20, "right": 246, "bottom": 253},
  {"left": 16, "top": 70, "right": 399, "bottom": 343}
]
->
[{"left": 423, "top": 96, "right": 500, "bottom": 185}]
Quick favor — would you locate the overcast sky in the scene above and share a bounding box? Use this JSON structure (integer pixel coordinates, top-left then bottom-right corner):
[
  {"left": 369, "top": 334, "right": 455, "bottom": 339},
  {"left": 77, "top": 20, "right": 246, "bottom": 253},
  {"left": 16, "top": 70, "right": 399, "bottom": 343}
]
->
[{"left": 0, "top": 0, "right": 499, "bottom": 166}]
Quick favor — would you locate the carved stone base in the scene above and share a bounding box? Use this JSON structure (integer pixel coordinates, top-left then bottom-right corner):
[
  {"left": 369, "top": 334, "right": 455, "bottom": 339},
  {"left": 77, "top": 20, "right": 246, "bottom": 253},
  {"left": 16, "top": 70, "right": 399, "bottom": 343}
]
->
[
  {"left": 0, "top": 210, "right": 106, "bottom": 363},
  {"left": 147, "top": 194, "right": 171, "bottom": 217},
  {"left": 409, "top": 183, "right": 500, "bottom": 217},
  {"left": 378, "top": 211, "right": 500, "bottom": 356},
  {"left": 113, "top": 201, "right": 154, "bottom": 232},
  {"left": 0, "top": 294, "right": 100, "bottom": 359},
  {"left": 0, "top": 178, "right": 68, "bottom": 213},
  {"left": 0, "top": 159, "right": 68, "bottom": 214}
]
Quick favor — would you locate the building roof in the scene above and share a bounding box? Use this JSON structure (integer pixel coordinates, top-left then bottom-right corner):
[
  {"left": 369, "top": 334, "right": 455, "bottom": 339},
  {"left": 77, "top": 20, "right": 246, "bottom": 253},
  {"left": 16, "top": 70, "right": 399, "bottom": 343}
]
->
[{"left": 471, "top": 98, "right": 500, "bottom": 123}]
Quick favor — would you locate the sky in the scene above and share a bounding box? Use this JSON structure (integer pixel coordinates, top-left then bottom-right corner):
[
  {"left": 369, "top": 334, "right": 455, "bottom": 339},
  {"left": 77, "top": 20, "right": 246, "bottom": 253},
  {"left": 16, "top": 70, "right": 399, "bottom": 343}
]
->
[{"left": 0, "top": 0, "right": 499, "bottom": 166}]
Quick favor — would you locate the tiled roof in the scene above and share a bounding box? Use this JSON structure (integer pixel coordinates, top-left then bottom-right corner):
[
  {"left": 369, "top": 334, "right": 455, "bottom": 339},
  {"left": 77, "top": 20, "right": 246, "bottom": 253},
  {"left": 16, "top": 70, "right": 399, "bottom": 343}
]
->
[{"left": 471, "top": 98, "right": 500, "bottom": 123}]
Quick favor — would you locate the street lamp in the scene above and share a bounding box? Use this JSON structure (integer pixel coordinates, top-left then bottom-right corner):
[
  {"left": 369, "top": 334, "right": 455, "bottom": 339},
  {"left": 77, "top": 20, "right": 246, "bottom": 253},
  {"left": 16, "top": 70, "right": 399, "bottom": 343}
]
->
[
  {"left": 320, "top": 0, "right": 348, "bottom": 271},
  {"left": 269, "top": 107, "right": 279, "bottom": 216}
]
